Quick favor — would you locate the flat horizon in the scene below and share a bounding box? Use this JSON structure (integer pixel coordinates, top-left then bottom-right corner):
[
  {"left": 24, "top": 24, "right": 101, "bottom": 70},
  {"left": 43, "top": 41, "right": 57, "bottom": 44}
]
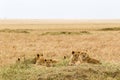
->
[{"left": 0, "top": 19, "right": 120, "bottom": 24}]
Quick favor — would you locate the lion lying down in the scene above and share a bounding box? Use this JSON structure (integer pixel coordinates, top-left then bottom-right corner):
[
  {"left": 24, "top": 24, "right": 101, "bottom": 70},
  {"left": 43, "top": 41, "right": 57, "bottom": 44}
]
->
[
  {"left": 17, "top": 53, "right": 58, "bottom": 67},
  {"left": 69, "top": 50, "right": 101, "bottom": 66},
  {"left": 17, "top": 50, "right": 101, "bottom": 67}
]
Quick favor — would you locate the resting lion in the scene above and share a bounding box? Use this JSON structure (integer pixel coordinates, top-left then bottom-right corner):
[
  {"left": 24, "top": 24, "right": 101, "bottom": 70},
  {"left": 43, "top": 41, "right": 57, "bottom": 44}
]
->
[
  {"left": 80, "top": 51, "right": 101, "bottom": 64},
  {"left": 44, "top": 59, "right": 57, "bottom": 67},
  {"left": 69, "top": 50, "right": 101, "bottom": 65}
]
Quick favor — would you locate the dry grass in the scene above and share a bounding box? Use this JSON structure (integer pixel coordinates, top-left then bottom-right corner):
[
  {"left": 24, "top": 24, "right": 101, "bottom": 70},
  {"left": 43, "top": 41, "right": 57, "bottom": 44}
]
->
[{"left": 0, "top": 20, "right": 120, "bottom": 80}]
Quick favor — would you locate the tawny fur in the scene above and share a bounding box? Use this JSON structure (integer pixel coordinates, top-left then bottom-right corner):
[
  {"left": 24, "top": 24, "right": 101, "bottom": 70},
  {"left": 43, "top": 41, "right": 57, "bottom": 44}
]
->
[
  {"left": 80, "top": 52, "right": 101, "bottom": 64},
  {"left": 44, "top": 59, "right": 58, "bottom": 67},
  {"left": 69, "top": 51, "right": 82, "bottom": 66},
  {"left": 35, "top": 53, "right": 45, "bottom": 65}
]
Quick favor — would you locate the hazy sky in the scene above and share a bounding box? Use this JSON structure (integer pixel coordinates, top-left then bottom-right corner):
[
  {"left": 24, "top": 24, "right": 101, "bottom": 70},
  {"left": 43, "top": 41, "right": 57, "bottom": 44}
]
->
[{"left": 0, "top": 0, "right": 120, "bottom": 19}]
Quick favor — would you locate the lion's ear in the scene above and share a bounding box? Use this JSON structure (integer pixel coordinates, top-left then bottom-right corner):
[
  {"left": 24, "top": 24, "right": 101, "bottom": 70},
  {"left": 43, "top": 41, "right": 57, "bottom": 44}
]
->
[
  {"left": 18, "top": 58, "right": 20, "bottom": 61},
  {"left": 64, "top": 56, "right": 66, "bottom": 59},
  {"left": 78, "top": 51, "right": 80, "bottom": 53},
  {"left": 37, "top": 54, "right": 39, "bottom": 57},
  {"left": 50, "top": 59, "right": 52, "bottom": 61},
  {"left": 72, "top": 51, "right": 75, "bottom": 54},
  {"left": 45, "top": 59, "right": 47, "bottom": 61},
  {"left": 41, "top": 53, "right": 43, "bottom": 56}
]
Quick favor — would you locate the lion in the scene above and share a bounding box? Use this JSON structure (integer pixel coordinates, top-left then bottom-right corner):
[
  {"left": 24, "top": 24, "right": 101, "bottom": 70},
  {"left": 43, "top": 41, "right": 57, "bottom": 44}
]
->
[
  {"left": 34, "top": 53, "right": 59, "bottom": 67},
  {"left": 44, "top": 59, "right": 53, "bottom": 67},
  {"left": 69, "top": 50, "right": 101, "bottom": 65},
  {"left": 16, "top": 54, "right": 39, "bottom": 64},
  {"left": 16, "top": 53, "right": 45, "bottom": 65},
  {"left": 16, "top": 54, "right": 25, "bottom": 64},
  {"left": 35, "top": 53, "right": 45, "bottom": 65},
  {"left": 80, "top": 51, "right": 101, "bottom": 64},
  {"left": 44, "top": 58, "right": 58, "bottom": 67},
  {"left": 69, "top": 51, "right": 82, "bottom": 66}
]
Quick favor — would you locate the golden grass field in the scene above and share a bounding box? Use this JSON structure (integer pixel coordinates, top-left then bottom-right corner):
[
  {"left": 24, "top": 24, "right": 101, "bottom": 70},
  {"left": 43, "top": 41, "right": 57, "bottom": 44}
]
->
[{"left": 0, "top": 20, "right": 120, "bottom": 80}]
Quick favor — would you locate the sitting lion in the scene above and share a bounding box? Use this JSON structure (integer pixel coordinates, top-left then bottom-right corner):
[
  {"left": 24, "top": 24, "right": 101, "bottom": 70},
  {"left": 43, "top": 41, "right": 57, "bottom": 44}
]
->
[
  {"left": 35, "top": 53, "right": 45, "bottom": 65},
  {"left": 69, "top": 51, "right": 82, "bottom": 66}
]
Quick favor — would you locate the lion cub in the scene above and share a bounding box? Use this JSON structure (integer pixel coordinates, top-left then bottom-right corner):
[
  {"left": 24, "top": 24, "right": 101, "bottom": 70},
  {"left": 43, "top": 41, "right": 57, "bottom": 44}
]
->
[
  {"left": 35, "top": 53, "right": 58, "bottom": 67},
  {"left": 44, "top": 58, "right": 58, "bottom": 67},
  {"left": 69, "top": 51, "right": 82, "bottom": 66},
  {"left": 35, "top": 53, "right": 45, "bottom": 65},
  {"left": 80, "top": 51, "right": 101, "bottom": 64}
]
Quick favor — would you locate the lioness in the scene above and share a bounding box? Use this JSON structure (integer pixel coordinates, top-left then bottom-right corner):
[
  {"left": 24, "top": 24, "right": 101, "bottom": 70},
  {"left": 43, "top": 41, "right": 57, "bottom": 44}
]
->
[{"left": 80, "top": 51, "right": 101, "bottom": 64}]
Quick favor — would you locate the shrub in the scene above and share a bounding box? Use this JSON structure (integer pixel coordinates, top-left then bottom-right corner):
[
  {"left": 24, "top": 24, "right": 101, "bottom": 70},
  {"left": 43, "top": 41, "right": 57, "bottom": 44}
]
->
[
  {"left": 0, "top": 29, "right": 30, "bottom": 33},
  {"left": 41, "top": 31, "right": 90, "bottom": 35}
]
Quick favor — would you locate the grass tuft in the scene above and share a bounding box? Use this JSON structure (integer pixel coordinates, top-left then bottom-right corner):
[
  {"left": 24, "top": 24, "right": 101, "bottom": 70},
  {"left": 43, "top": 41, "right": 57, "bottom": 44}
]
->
[
  {"left": 0, "top": 29, "right": 30, "bottom": 33},
  {"left": 55, "top": 59, "right": 69, "bottom": 67},
  {"left": 0, "top": 63, "right": 32, "bottom": 80}
]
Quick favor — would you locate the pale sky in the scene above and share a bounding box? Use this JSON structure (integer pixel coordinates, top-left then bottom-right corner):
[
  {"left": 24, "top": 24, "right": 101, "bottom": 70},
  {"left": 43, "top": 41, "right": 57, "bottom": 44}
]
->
[{"left": 0, "top": 0, "right": 120, "bottom": 19}]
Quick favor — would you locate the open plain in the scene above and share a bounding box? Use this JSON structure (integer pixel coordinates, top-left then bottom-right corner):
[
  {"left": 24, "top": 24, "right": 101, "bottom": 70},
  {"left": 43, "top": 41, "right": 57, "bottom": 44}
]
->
[{"left": 0, "top": 20, "right": 120, "bottom": 80}]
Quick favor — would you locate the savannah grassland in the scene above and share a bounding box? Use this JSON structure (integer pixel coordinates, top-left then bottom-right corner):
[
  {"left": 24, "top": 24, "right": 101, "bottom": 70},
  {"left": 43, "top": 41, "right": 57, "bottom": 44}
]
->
[{"left": 0, "top": 20, "right": 120, "bottom": 80}]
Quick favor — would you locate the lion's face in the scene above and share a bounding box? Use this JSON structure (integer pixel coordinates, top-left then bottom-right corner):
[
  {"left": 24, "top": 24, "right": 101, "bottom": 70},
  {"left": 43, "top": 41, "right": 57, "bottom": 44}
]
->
[
  {"left": 69, "top": 51, "right": 81, "bottom": 65},
  {"left": 72, "top": 51, "right": 80, "bottom": 58},
  {"left": 44, "top": 59, "right": 53, "bottom": 67},
  {"left": 36, "top": 53, "right": 44, "bottom": 60},
  {"left": 80, "top": 52, "right": 89, "bottom": 60},
  {"left": 71, "top": 51, "right": 81, "bottom": 62}
]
